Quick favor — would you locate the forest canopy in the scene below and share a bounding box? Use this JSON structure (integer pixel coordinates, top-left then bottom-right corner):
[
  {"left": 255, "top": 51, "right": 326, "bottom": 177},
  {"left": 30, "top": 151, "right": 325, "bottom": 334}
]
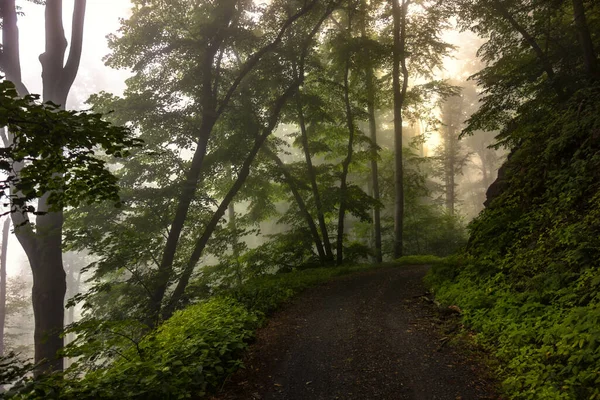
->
[{"left": 0, "top": 0, "right": 599, "bottom": 398}]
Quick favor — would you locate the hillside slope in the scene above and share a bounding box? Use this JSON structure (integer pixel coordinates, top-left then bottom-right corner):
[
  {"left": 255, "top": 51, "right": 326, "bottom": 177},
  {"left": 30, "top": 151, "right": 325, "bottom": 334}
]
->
[{"left": 427, "top": 86, "right": 600, "bottom": 399}]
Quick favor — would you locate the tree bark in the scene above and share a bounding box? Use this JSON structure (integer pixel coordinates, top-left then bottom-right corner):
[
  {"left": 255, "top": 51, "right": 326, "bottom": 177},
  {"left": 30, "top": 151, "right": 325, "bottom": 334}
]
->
[
  {"left": 0, "top": 0, "right": 87, "bottom": 375},
  {"left": 0, "top": 0, "right": 29, "bottom": 95},
  {"left": 27, "top": 212, "right": 66, "bottom": 375},
  {"left": 572, "top": 0, "right": 599, "bottom": 80},
  {"left": 392, "top": 0, "right": 409, "bottom": 259},
  {"left": 442, "top": 96, "right": 462, "bottom": 216},
  {"left": 0, "top": 218, "right": 9, "bottom": 356}
]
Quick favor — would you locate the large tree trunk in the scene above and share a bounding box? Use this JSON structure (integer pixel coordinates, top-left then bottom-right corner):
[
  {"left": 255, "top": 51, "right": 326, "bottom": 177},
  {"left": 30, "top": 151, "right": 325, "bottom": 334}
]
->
[
  {"left": 0, "top": 0, "right": 87, "bottom": 375},
  {"left": 27, "top": 212, "right": 66, "bottom": 375},
  {"left": 392, "top": 0, "right": 409, "bottom": 259},
  {"left": 0, "top": 218, "right": 9, "bottom": 356}
]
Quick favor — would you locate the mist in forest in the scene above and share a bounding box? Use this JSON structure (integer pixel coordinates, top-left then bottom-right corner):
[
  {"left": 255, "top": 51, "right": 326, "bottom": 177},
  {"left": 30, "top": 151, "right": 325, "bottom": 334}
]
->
[{"left": 0, "top": 1, "right": 504, "bottom": 360}]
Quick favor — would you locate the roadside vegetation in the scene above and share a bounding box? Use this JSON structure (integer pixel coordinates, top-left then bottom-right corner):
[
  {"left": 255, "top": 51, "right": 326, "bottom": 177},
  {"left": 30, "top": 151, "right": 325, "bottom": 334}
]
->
[
  {"left": 1, "top": 0, "right": 599, "bottom": 399},
  {"left": 427, "top": 83, "right": 600, "bottom": 400}
]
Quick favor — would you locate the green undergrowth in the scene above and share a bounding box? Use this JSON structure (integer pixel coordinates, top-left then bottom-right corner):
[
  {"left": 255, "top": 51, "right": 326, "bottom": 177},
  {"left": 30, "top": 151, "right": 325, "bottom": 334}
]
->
[
  {"left": 427, "top": 258, "right": 600, "bottom": 400},
  {"left": 6, "top": 263, "right": 382, "bottom": 399},
  {"left": 426, "top": 86, "right": 600, "bottom": 399}
]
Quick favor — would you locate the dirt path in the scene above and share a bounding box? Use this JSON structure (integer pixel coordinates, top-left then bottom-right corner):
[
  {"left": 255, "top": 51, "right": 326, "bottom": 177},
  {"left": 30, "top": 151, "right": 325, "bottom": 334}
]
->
[{"left": 214, "top": 265, "right": 499, "bottom": 400}]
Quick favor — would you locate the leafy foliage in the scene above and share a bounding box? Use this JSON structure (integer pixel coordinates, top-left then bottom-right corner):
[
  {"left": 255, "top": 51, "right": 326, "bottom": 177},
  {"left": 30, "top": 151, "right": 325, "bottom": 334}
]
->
[
  {"left": 0, "top": 80, "right": 141, "bottom": 214},
  {"left": 4, "top": 262, "right": 381, "bottom": 399},
  {"left": 427, "top": 85, "right": 600, "bottom": 399}
]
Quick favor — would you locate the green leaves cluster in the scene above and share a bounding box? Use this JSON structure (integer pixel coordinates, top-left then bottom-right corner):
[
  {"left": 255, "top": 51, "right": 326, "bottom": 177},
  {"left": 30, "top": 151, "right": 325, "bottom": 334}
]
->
[{"left": 0, "top": 80, "right": 141, "bottom": 214}]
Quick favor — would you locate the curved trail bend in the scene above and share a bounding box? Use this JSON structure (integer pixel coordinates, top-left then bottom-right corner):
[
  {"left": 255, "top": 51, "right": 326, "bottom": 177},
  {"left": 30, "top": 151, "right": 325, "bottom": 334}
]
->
[{"left": 215, "top": 265, "right": 499, "bottom": 400}]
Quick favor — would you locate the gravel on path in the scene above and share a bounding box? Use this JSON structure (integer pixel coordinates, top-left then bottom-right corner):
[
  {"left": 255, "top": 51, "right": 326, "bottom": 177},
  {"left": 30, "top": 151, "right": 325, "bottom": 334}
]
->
[{"left": 212, "top": 265, "right": 500, "bottom": 400}]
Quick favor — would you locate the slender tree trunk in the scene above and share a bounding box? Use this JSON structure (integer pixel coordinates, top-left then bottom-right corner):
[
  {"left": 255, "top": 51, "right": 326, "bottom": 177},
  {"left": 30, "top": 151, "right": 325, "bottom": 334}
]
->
[
  {"left": 227, "top": 201, "right": 244, "bottom": 286},
  {"left": 150, "top": 78, "right": 219, "bottom": 325},
  {"left": 163, "top": 82, "right": 301, "bottom": 318},
  {"left": 337, "top": 53, "right": 357, "bottom": 265},
  {"left": 572, "top": 0, "right": 599, "bottom": 79},
  {"left": 264, "top": 148, "right": 327, "bottom": 262},
  {"left": 151, "top": 2, "right": 324, "bottom": 321},
  {"left": 63, "top": 254, "right": 82, "bottom": 348},
  {"left": 444, "top": 119, "right": 456, "bottom": 216},
  {"left": 361, "top": 3, "right": 382, "bottom": 263},
  {"left": 296, "top": 95, "right": 334, "bottom": 261},
  {"left": 479, "top": 148, "right": 489, "bottom": 189},
  {"left": 366, "top": 73, "right": 382, "bottom": 263},
  {"left": 392, "top": 0, "right": 408, "bottom": 259},
  {"left": 228, "top": 204, "right": 238, "bottom": 257},
  {"left": 447, "top": 154, "right": 455, "bottom": 216},
  {"left": 0, "top": 218, "right": 9, "bottom": 356}
]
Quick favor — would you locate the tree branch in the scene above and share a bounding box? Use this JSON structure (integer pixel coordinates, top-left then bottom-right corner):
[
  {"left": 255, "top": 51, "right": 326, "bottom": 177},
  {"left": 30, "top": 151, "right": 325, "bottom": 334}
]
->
[
  {"left": 215, "top": 0, "right": 320, "bottom": 117},
  {"left": 40, "top": 0, "right": 69, "bottom": 103},
  {"left": 57, "top": 0, "right": 87, "bottom": 103},
  {"left": 491, "top": 0, "right": 565, "bottom": 99}
]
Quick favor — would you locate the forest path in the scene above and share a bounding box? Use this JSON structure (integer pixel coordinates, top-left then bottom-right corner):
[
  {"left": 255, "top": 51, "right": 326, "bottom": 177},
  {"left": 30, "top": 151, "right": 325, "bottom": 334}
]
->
[{"left": 213, "top": 265, "right": 499, "bottom": 400}]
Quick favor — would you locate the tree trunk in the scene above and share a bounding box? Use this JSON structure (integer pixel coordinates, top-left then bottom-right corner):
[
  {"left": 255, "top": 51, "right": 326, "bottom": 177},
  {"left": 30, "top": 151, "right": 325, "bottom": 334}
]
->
[
  {"left": 23, "top": 215, "right": 65, "bottom": 376},
  {"left": 361, "top": 2, "right": 382, "bottom": 263},
  {"left": 479, "top": 147, "right": 489, "bottom": 189},
  {"left": 0, "top": 0, "right": 87, "bottom": 376},
  {"left": 264, "top": 148, "right": 327, "bottom": 262},
  {"left": 296, "top": 95, "right": 334, "bottom": 261},
  {"left": 64, "top": 253, "right": 82, "bottom": 349},
  {"left": 0, "top": 0, "right": 29, "bottom": 95},
  {"left": 151, "top": 2, "right": 324, "bottom": 321},
  {"left": 163, "top": 82, "right": 301, "bottom": 319},
  {"left": 367, "top": 95, "right": 382, "bottom": 263},
  {"left": 392, "top": 0, "right": 408, "bottom": 259},
  {"left": 337, "top": 54, "right": 357, "bottom": 265},
  {"left": 572, "top": 0, "right": 599, "bottom": 80},
  {"left": 444, "top": 112, "right": 456, "bottom": 216},
  {"left": 492, "top": 0, "right": 566, "bottom": 99},
  {"left": 0, "top": 218, "right": 9, "bottom": 356}
]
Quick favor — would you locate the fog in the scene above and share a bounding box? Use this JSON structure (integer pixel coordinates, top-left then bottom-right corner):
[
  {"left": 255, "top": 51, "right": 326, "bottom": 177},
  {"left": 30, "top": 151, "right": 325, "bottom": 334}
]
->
[{"left": 2, "top": 1, "right": 503, "bottom": 359}]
